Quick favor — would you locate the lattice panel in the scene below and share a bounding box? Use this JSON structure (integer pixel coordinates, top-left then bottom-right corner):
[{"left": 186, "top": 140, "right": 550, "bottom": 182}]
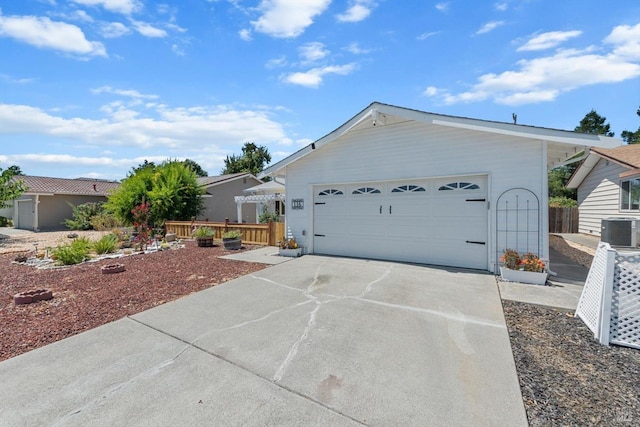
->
[
  {"left": 610, "top": 253, "right": 640, "bottom": 349},
  {"left": 576, "top": 243, "right": 610, "bottom": 337}
]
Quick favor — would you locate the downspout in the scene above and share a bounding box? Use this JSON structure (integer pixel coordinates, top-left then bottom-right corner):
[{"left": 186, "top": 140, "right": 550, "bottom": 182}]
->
[
  {"left": 34, "top": 195, "right": 40, "bottom": 231},
  {"left": 541, "top": 141, "right": 552, "bottom": 275}
]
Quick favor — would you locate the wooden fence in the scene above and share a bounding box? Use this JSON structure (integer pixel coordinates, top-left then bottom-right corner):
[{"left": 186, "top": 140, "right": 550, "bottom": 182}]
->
[
  {"left": 549, "top": 207, "right": 579, "bottom": 233},
  {"left": 165, "top": 220, "right": 285, "bottom": 246}
]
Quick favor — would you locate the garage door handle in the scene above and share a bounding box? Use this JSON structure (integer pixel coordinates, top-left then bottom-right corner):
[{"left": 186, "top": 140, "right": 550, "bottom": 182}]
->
[
  {"left": 466, "top": 198, "right": 486, "bottom": 202},
  {"left": 466, "top": 240, "right": 486, "bottom": 245},
  {"left": 389, "top": 205, "right": 392, "bottom": 214},
  {"left": 315, "top": 202, "right": 326, "bottom": 205},
  {"left": 380, "top": 205, "right": 382, "bottom": 214},
  {"left": 315, "top": 234, "right": 325, "bottom": 237}
]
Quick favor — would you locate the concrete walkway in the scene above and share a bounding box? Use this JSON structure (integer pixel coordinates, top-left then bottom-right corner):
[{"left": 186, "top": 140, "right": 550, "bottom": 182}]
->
[
  {"left": 499, "top": 233, "right": 598, "bottom": 311},
  {"left": 0, "top": 255, "right": 526, "bottom": 426}
]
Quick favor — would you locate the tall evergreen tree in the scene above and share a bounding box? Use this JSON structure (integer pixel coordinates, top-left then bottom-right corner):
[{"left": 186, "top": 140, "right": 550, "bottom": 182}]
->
[{"left": 574, "top": 109, "right": 614, "bottom": 136}]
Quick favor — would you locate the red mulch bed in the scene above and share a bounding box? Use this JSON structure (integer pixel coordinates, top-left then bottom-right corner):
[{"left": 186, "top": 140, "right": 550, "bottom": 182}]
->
[{"left": 0, "top": 241, "right": 268, "bottom": 362}]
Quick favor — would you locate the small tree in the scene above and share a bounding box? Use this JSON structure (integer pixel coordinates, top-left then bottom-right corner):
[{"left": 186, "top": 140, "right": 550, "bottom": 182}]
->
[
  {"left": 105, "top": 160, "right": 204, "bottom": 227},
  {"left": 182, "top": 159, "right": 208, "bottom": 177},
  {"left": 0, "top": 166, "right": 26, "bottom": 209},
  {"left": 64, "top": 202, "right": 104, "bottom": 230},
  {"left": 221, "top": 142, "right": 271, "bottom": 176}
]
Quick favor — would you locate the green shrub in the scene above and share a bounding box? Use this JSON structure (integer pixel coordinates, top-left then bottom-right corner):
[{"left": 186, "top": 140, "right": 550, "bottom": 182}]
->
[
  {"left": 549, "top": 196, "right": 577, "bottom": 208},
  {"left": 52, "top": 238, "right": 92, "bottom": 265},
  {"left": 193, "top": 226, "right": 215, "bottom": 238},
  {"left": 222, "top": 229, "right": 242, "bottom": 239},
  {"left": 90, "top": 212, "right": 124, "bottom": 231},
  {"left": 93, "top": 234, "right": 118, "bottom": 254},
  {"left": 0, "top": 216, "right": 8, "bottom": 227},
  {"left": 64, "top": 202, "right": 104, "bottom": 230}
]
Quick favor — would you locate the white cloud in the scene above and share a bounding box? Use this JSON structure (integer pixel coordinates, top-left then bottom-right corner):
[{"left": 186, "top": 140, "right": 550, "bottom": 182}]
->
[
  {"left": 604, "top": 23, "right": 640, "bottom": 60},
  {"left": 517, "top": 30, "right": 582, "bottom": 51},
  {"left": 298, "top": 41, "right": 329, "bottom": 63},
  {"left": 435, "top": 2, "right": 450, "bottom": 12},
  {"left": 337, "top": 1, "right": 375, "bottom": 23},
  {"left": 266, "top": 55, "right": 287, "bottom": 68},
  {"left": 130, "top": 20, "right": 167, "bottom": 37},
  {"left": 100, "top": 21, "right": 130, "bottom": 38},
  {"left": 424, "top": 24, "right": 640, "bottom": 106},
  {"left": 344, "top": 42, "right": 371, "bottom": 54},
  {"left": 0, "top": 74, "right": 36, "bottom": 84},
  {"left": 239, "top": 28, "right": 252, "bottom": 41},
  {"left": 283, "top": 63, "right": 357, "bottom": 88},
  {"left": 0, "top": 13, "right": 106, "bottom": 58},
  {"left": 69, "top": 0, "right": 142, "bottom": 15},
  {"left": 252, "top": 0, "right": 331, "bottom": 38},
  {"left": 0, "top": 102, "right": 291, "bottom": 151},
  {"left": 476, "top": 20, "right": 504, "bottom": 35},
  {"left": 91, "top": 86, "right": 159, "bottom": 99},
  {"left": 417, "top": 31, "right": 439, "bottom": 41},
  {"left": 495, "top": 2, "right": 508, "bottom": 11}
]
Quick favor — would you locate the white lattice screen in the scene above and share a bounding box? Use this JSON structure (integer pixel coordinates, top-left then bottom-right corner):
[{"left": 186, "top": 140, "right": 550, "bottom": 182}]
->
[{"left": 576, "top": 242, "right": 640, "bottom": 349}]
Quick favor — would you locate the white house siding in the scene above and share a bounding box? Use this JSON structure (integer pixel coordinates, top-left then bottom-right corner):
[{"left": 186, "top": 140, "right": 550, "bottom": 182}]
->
[
  {"left": 284, "top": 120, "right": 546, "bottom": 272},
  {"left": 577, "top": 158, "right": 638, "bottom": 236}
]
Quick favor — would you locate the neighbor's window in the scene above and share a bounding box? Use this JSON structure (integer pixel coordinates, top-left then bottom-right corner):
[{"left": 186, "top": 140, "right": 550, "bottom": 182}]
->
[{"left": 621, "top": 178, "right": 640, "bottom": 210}]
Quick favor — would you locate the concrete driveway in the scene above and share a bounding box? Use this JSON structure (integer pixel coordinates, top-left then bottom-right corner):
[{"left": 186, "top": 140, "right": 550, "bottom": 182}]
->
[{"left": 0, "top": 255, "right": 526, "bottom": 426}]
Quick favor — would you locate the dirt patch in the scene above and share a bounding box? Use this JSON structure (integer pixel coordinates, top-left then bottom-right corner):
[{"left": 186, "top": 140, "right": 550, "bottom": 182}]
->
[{"left": 0, "top": 230, "right": 108, "bottom": 255}]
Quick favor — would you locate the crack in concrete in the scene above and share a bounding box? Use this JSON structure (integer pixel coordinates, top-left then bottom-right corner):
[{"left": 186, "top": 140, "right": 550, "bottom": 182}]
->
[
  {"left": 52, "top": 344, "right": 189, "bottom": 426},
  {"left": 272, "top": 302, "right": 321, "bottom": 382}
]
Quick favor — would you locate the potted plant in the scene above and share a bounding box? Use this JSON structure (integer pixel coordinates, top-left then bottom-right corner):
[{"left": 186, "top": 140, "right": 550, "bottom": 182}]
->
[
  {"left": 500, "top": 249, "right": 548, "bottom": 285},
  {"left": 222, "top": 229, "right": 242, "bottom": 250},
  {"left": 193, "top": 226, "right": 215, "bottom": 247},
  {"left": 279, "top": 237, "right": 302, "bottom": 257}
]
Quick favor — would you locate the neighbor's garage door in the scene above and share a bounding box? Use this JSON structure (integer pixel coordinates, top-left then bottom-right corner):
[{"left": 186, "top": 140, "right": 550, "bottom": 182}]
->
[{"left": 313, "top": 176, "right": 488, "bottom": 270}]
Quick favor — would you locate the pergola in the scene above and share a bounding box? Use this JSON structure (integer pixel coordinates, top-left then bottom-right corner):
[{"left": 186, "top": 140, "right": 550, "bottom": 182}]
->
[{"left": 234, "top": 193, "right": 285, "bottom": 223}]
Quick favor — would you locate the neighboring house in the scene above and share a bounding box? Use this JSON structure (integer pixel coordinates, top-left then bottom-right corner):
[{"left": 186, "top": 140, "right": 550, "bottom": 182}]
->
[
  {"left": 234, "top": 179, "right": 285, "bottom": 223},
  {"left": 566, "top": 144, "right": 640, "bottom": 236},
  {"left": 11, "top": 176, "right": 120, "bottom": 231},
  {"left": 197, "top": 173, "right": 263, "bottom": 223},
  {"left": 259, "top": 102, "right": 620, "bottom": 272}
]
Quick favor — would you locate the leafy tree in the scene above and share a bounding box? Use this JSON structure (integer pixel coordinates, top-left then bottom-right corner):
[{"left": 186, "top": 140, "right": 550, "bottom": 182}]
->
[
  {"left": 182, "top": 159, "right": 208, "bottom": 177},
  {"left": 129, "top": 160, "right": 156, "bottom": 176},
  {"left": 0, "top": 166, "right": 27, "bottom": 209},
  {"left": 574, "top": 109, "right": 614, "bottom": 136},
  {"left": 621, "top": 106, "right": 640, "bottom": 144},
  {"left": 548, "top": 166, "right": 577, "bottom": 199},
  {"left": 105, "top": 160, "right": 204, "bottom": 227},
  {"left": 6, "top": 165, "right": 23, "bottom": 175},
  {"left": 222, "top": 142, "right": 271, "bottom": 176}
]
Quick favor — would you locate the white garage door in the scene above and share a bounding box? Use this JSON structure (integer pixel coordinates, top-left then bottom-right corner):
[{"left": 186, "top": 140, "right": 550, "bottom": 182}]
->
[{"left": 313, "top": 176, "right": 488, "bottom": 270}]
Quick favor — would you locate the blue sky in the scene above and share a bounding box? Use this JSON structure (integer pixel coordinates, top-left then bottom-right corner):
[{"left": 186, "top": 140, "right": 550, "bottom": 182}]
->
[{"left": 0, "top": 0, "right": 639, "bottom": 181}]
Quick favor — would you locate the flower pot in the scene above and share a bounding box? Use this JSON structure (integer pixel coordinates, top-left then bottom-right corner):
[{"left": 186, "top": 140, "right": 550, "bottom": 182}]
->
[
  {"left": 196, "top": 237, "right": 214, "bottom": 247},
  {"left": 279, "top": 248, "right": 302, "bottom": 257},
  {"left": 223, "top": 238, "right": 241, "bottom": 250},
  {"left": 500, "top": 267, "right": 548, "bottom": 285}
]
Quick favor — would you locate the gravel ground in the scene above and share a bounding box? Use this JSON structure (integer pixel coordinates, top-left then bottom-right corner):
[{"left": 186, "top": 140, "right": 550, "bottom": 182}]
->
[{"left": 504, "top": 235, "right": 640, "bottom": 426}]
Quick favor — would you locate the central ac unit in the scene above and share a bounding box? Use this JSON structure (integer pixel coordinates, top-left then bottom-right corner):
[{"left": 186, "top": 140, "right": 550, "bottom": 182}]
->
[{"left": 601, "top": 218, "right": 639, "bottom": 247}]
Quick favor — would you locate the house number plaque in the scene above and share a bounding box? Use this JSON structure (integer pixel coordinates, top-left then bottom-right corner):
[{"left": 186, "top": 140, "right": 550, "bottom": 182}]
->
[{"left": 291, "top": 199, "right": 304, "bottom": 210}]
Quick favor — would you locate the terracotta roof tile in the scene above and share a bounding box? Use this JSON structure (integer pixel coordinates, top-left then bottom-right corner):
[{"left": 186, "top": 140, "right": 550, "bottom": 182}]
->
[{"left": 15, "top": 176, "right": 120, "bottom": 196}]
